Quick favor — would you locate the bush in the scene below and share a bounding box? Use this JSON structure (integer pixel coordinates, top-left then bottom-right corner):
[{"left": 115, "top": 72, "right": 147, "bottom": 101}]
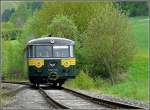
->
[
  {"left": 1, "top": 29, "right": 22, "bottom": 40},
  {"left": 65, "top": 71, "right": 95, "bottom": 90},
  {"left": 84, "top": 4, "right": 136, "bottom": 84},
  {"left": 2, "top": 40, "right": 26, "bottom": 80},
  {"left": 1, "top": 22, "right": 22, "bottom": 40}
]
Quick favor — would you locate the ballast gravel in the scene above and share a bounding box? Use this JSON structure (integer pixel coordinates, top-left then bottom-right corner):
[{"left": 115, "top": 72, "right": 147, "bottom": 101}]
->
[
  {"left": 1, "top": 83, "right": 25, "bottom": 92},
  {"left": 70, "top": 88, "right": 149, "bottom": 109},
  {"left": 2, "top": 88, "right": 52, "bottom": 109}
]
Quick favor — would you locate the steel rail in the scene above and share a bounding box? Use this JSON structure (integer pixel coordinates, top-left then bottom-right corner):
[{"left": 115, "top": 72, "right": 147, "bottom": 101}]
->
[
  {"left": 1, "top": 80, "right": 30, "bottom": 85},
  {"left": 63, "top": 87, "right": 147, "bottom": 109},
  {"left": 38, "top": 87, "right": 69, "bottom": 109}
]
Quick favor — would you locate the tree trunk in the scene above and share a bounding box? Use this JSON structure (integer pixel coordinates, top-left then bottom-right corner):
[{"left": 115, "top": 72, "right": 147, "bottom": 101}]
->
[
  {"left": 109, "top": 72, "right": 115, "bottom": 85},
  {"left": 103, "top": 58, "right": 115, "bottom": 85}
]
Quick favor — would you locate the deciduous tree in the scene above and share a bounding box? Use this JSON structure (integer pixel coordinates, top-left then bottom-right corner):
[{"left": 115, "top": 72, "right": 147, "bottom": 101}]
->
[{"left": 84, "top": 4, "right": 135, "bottom": 84}]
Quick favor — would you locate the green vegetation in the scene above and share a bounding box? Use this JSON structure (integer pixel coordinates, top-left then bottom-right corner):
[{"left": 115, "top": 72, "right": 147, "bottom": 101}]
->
[
  {"left": 83, "top": 5, "right": 135, "bottom": 84},
  {"left": 129, "top": 16, "right": 148, "bottom": 51},
  {"left": 65, "top": 71, "right": 95, "bottom": 90},
  {"left": 1, "top": 1, "right": 42, "bottom": 22},
  {"left": 116, "top": 2, "right": 148, "bottom": 16},
  {"left": 1, "top": 22, "right": 22, "bottom": 40},
  {"left": 66, "top": 55, "right": 148, "bottom": 101},
  {"left": 1, "top": 1, "right": 19, "bottom": 14},
  {"left": 65, "top": 16, "right": 149, "bottom": 101},
  {"left": 48, "top": 15, "right": 78, "bottom": 40},
  {"left": 2, "top": 40, "right": 26, "bottom": 80}
]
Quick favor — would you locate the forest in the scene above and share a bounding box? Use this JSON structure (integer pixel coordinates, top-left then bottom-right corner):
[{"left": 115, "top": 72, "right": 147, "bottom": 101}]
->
[{"left": 1, "top": 1, "right": 149, "bottom": 101}]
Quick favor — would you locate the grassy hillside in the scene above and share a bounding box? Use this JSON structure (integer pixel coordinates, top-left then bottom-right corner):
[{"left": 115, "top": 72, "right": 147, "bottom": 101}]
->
[
  {"left": 129, "top": 16, "right": 148, "bottom": 51},
  {"left": 65, "top": 16, "right": 149, "bottom": 101}
]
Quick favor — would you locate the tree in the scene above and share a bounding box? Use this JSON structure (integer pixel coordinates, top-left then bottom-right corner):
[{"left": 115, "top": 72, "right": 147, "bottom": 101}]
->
[
  {"left": 10, "top": 3, "right": 32, "bottom": 28},
  {"left": 2, "top": 8, "right": 15, "bottom": 22},
  {"left": 1, "top": 22, "right": 22, "bottom": 40},
  {"left": 27, "top": 2, "right": 115, "bottom": 36},
  {"left": 26, "top": 1, "right": 43, "bottom": 14},
  {"left": 116, "top": 1, "right": 148, "bottom": 16},
  {"left": 48, "top": 15, "right": 78, "bottom": 40},
  {"left": 84, "top": 3, "right": 135, "bottom": 84}
]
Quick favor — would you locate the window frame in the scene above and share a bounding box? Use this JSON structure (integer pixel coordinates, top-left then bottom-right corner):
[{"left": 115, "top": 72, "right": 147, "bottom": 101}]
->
[{"left": 27, "top": 45, "right": 74, "bottom": 58}]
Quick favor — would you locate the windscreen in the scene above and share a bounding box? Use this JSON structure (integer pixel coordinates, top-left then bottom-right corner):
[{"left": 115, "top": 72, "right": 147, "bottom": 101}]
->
[
  {"left": 53, "top": 46, "right": 69, "bottom": 58},
  {"left": 28, "top": 45, "right": 71, "bottom": 58},
  {"left": 36, "top": 46, "right": 52, "bottom": 57}
]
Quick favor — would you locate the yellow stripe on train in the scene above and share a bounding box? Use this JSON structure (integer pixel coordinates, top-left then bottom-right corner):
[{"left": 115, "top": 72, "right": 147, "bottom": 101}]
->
[
  {"left": 28, "top": 59, "right": 44, "bottom": 68},
  {"left": 28, "top": 58, "right": 75, "bottom": 68},
  {"left": 61, "top": 58, "right": 76, "bottom": 68}
]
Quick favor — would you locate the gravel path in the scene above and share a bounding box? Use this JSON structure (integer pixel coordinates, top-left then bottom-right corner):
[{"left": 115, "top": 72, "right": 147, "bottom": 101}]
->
[{"left": 2, "top": 88, "right": 52, "bottom": 109}]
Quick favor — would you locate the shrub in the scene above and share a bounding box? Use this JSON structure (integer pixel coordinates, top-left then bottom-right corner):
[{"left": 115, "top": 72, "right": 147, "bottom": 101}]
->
[
  {"left": 84, "top": 3, "right": 136, "bottom": 84},
  {"left": 2, "top": 40, "right": 26, "bottom": 80},
  {"left": 65, "top": 71, "right": 95, "bottom": 90},
  {"left": 1, "top": 22, "right": 22, "bottom": 40},
  {"left": 1, "top": 29, "right": 22, "bottom": 40}
]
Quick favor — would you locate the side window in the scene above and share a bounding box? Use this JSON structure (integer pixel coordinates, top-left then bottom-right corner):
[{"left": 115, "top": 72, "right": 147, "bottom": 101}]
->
[
  {"left": 27, "top": 46, "right": 34, "bottom": 58},
  {"left": 30, "top": 46, "right": 33, "bottom": 57},
  {"left": 27, "top": 46, "right": 30, "bottom": 58},
  {"left": 26, "top": 46, "right": 29, "bottom": 57},
  {"left": 70, "top": 46, "right": 74, "bottom": 57}
]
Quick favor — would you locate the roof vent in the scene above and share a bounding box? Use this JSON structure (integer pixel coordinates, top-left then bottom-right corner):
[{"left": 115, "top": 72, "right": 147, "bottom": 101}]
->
[{"left": 50, "top": 39, "right": 55, "bottom": 44}]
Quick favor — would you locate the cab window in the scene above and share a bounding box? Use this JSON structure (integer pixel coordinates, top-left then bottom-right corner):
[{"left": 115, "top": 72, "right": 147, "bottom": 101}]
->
[
  {"left": 36, "top": 46, "right": 52, "bottom": 57},
  {"left": 53, "top": 46, "right": 69, "bottom": 58}
]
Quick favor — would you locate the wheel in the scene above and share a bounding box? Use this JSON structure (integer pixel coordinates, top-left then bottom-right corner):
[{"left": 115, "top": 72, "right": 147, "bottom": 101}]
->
[
  {"left": 53, "top": 82, "right": 57, "bottom": 86},
  {"left": 36, "top": 83, "right": 39, "bottom": 88},
  {"left": 32, "top": 83, "right": 36, "bottom": 88},
  {"left": 58, "top": 82, "right": 63, "bottom": 87}
]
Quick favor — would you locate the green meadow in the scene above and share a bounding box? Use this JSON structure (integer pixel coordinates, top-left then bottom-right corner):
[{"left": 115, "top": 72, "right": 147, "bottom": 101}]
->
[
  {"left": 65, "top": 16, "right": 149, "bottom": 101},
  {"left": 129, "top": 16, "right": 148, "bottom": 51}
]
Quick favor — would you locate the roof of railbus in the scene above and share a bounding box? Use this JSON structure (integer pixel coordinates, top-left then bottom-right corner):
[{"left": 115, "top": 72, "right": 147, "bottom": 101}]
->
[{"left": 27, "top": 37, "right": 75, "bottom": 46}]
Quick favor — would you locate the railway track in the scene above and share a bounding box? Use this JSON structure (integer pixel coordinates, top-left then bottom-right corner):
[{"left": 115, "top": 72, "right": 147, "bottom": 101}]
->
[
  {"left": 1, "top": 80, "right": 31, "bottom": 85},
  {"left": 39, "top": 87, "right": 107, "bottom": 109},
  {"left": 39, "top": 87, "right": 147, "bottom": 109},
  {"left": 39, "top": 87, "right": 69, "bottom": 109},
  {"left": 63, "top": 87, "right": 146, "bottom": 109},
  {"left": 1, "top": 81, "right": 148, "bottom": 109}
]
